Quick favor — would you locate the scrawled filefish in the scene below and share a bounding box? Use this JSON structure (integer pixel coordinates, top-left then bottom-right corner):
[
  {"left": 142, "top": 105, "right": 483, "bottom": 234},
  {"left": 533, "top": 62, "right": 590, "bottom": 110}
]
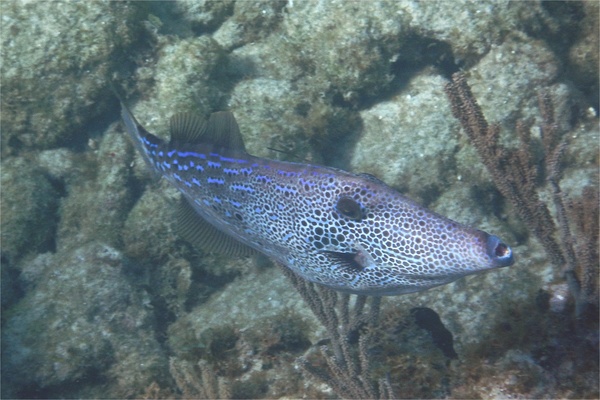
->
[{"left": 119, "top": 101, "right": 514, "bottom": 295}]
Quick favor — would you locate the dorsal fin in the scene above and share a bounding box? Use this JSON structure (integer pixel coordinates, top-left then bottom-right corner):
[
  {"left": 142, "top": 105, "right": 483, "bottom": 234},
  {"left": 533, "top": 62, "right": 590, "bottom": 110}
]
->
[
  {"left": 177, "top": 199, "right": 256, "bottom": 257},
  {"left": 357, "top": 172, "right": 386, "bottom": 185},
  {"left": 169, "top": 113, "right": 206, "bottom": 143},
  {"left": 169, "top": 111, "right": 246, "bottom": 152}
]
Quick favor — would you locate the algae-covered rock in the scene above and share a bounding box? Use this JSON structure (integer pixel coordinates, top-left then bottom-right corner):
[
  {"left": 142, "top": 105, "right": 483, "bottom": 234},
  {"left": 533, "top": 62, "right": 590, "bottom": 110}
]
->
[
  {"left": 466, "top": 34, "right": 559, "bottom": 125},
  {"left": 0, "top": 157, "right": 59, "bottom": 261},
  {"left": 36, "top": 148, "right": 78, "bottom": 183},
  {"left": 397, "top": 0, "right": 546, "bottom": 63},
  {"left": 350, "top": 71, "right": 459, "bottom": 204},
  {"left": 567, "top": 0, "right": 599, "bottom": 105},
  {"left": 0, "top": 1, "right": 144, "bottom": 155},
  {"left": 122, "top": 185, "right": 179, "bottom": 263},
  {"left": 132, "top": 35, "right": 228, "bottom": 138},
  {"left": 277, "top": 1, "right": 410, "bottom": 101},
  {"left": 166, "top": 267, "right": 314, "bottom": 398},
  {"left": 213, "top": 0, "right": 285, "bottom": 50},
  {"left": 56, "top": 127, "right": 133, "bottom": 250},
  {"left": 220, "top": 1, "right": 549, "bottom": 108},
  {"left": 228, "top": 78, "right": 318, "bottom": 160},
  {"left": 175, "top": 0, "right": 236, "bottom": 34},
  {"left": 1, "top": 242, "right": 166, "bottom": 398},
  {"left": 167, "top": 264, "right": 321, "bottom": 348}
]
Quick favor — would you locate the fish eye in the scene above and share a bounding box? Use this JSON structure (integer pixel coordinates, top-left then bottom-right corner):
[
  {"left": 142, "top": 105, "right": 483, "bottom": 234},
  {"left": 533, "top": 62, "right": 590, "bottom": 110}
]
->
[{"left": 336, "top": 197, "right": 363, "bottom": 221}]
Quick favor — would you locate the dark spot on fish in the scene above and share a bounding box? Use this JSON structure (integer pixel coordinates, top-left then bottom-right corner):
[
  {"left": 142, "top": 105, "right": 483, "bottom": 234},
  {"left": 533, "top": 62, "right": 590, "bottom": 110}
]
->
[{"left": 336, "top": 196, "right": 363, "bottom": 221}]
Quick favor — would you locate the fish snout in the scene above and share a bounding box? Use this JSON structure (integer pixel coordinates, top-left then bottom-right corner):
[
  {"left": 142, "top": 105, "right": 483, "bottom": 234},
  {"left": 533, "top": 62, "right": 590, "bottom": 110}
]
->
[{"left": 486, "top": 234, "right": 514, "bottom": 267}]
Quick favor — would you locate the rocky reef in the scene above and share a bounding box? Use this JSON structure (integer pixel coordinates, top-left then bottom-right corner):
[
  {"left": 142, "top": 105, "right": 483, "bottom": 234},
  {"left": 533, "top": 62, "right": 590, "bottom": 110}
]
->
[{"left": 1, "top": 0, "right": 597, "bottom": 398}]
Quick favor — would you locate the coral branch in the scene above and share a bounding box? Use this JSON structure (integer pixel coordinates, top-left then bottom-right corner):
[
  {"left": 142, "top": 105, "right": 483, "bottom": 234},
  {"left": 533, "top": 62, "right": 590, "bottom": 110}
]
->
[
  {"left": 444, "top": 72, "right": 598, "bottom": 317},
  {"left": 277, "top": 262, "right": 394, "bottom": 399},
  {"left": 169, "top": 357, "right": 230, "bottom": 399}
]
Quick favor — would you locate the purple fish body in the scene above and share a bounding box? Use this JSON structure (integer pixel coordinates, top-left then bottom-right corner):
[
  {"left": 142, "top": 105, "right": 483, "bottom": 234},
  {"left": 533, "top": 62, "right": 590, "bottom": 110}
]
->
[{"left": 120, "top": 102, "right": 514, "bottom": 295}]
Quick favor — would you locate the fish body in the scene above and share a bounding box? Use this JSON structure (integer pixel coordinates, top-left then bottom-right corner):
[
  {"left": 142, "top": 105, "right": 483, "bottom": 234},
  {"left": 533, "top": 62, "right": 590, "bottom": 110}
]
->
[{"left": 120, "top": 102, "right": 513, "bottom": 296}]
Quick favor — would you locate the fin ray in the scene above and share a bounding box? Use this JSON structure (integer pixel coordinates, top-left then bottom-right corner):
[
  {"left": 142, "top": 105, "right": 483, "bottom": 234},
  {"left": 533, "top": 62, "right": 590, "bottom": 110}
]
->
[
  {"left": 177, "top": 199, "right": 256, "bottom": 257},
  {"left": 170, "top": 113, "right": 207, "bottom": 144},
  {"left": 169, "top": 111, "right": 246, "bottom": 152}
]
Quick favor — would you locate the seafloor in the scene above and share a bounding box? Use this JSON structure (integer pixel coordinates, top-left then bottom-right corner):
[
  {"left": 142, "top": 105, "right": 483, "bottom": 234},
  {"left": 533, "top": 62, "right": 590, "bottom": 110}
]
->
[{"left": 1, "top": 1, "right": 598, "bottom": 399}]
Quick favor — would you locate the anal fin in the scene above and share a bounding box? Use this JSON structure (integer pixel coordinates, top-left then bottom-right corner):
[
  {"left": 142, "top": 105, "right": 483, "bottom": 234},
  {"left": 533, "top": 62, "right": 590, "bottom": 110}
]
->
[{"left": 177, "top": 199, "right": 256, "bottom": 257}]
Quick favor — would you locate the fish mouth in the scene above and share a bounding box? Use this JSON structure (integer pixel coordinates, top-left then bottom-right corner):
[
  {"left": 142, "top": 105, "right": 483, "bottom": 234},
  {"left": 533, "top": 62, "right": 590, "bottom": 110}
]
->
[{"left": 486, "top": 235, "right": 514, "bottom": 267}]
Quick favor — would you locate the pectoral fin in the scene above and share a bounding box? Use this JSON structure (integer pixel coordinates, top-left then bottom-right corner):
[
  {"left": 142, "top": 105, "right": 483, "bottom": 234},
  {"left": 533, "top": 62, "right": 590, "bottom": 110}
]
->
[{"left": 177, "top": 199, "right": 256, "bottom": 257}]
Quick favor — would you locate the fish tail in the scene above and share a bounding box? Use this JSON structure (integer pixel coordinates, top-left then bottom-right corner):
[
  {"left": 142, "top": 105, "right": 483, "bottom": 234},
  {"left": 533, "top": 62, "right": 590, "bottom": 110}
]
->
[
  {"left": 111, "top": 84, "right": 164, "bottom": 170},
  {"left": 120, "top": 102, "right": 164, "bottom": 170},
  {"left": 112, "top": 88, "right": 164, "bottom": 174}
]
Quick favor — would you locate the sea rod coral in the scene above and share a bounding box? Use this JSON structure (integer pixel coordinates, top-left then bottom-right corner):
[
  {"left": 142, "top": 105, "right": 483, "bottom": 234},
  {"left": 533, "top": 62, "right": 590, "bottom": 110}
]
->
[{"left": 444, "top": 72, "right": 599, "bottom": 319}]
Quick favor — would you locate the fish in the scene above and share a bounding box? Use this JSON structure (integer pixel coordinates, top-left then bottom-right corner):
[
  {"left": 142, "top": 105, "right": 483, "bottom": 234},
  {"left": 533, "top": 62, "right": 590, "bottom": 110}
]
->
[{"left": 119, "top": 101, "right": 514, "bottom": 296}]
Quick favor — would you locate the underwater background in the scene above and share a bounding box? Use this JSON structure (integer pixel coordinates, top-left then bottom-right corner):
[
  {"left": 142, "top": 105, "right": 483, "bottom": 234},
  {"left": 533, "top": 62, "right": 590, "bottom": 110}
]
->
[{"left": 1, "top": 1, "right": 598, "bottom": 398}]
